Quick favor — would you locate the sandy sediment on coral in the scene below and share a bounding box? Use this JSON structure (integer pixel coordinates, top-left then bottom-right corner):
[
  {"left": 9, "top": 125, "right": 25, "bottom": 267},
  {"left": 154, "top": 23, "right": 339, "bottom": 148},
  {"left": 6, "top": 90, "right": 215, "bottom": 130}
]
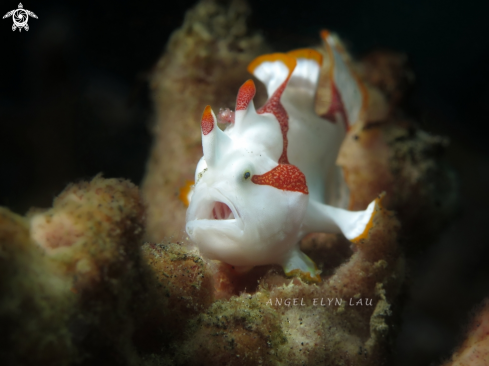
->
[{"left": 141, "top": 0, "right": 268, "bottom": 242}]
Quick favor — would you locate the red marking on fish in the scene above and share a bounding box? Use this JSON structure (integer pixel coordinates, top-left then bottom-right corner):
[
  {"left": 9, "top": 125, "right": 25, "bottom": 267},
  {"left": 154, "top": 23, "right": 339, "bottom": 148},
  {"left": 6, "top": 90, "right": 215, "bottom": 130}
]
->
[
  {"left": 257, "top": 83, "right": 290, "bottom": 164},
  {"left": 252, "top": 164, "right": 308, "bottom": 194},
  {"left": 201, "top": 105, "right": 214, "bottom": 135},
  {"left": 323, "top": 83, "right": 349, "bottom": 129},
  {"left": 236, "top": 79, "right": 256, "bottom": 111}
]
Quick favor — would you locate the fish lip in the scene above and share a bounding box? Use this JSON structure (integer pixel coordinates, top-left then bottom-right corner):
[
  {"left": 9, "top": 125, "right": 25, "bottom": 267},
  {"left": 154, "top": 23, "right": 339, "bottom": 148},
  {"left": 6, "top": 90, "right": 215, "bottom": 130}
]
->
[{"left": 187, "top": 187, "right": 244, "bottom": 231}]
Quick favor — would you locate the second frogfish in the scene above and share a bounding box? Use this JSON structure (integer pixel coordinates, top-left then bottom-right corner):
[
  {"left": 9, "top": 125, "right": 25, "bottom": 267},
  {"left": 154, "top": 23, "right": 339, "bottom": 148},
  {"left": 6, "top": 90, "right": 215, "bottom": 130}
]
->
[{"left": 185, "top": 32, "right": 379, "bottom": 282}]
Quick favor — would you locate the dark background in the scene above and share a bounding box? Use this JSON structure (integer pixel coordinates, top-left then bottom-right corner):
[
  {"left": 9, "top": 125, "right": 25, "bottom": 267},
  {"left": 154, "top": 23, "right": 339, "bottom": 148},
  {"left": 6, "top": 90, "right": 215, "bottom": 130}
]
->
[{"left": 1, "top": 1, "right": 488, "bottom": 365}]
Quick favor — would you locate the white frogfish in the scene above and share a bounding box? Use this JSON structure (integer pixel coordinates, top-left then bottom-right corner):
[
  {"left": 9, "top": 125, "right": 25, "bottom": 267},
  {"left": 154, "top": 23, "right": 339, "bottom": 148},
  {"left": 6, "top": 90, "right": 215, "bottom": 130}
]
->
[{"left": 185, "top": 32, "right": 379, "bottom": 282}]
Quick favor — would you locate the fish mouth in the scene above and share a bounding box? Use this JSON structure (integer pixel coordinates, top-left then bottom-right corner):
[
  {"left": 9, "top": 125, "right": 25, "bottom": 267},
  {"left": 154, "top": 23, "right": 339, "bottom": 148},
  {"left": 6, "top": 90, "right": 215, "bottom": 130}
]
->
[
  {"left": 186, "top": 188, "right": 243, "bottom": 231},
  {"left": 211, "top": 201, "right": 236, "bottom": 220}
]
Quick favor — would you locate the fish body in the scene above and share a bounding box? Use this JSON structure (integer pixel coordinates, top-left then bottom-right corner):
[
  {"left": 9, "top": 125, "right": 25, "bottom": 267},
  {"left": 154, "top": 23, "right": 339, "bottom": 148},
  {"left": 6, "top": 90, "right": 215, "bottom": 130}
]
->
[{"left": 186, "top": 33, "right": 377, "bottom": 281}]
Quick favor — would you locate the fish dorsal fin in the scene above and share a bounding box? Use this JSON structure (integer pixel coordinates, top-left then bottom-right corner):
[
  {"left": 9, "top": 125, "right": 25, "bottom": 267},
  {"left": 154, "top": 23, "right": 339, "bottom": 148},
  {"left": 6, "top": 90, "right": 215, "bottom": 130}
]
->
[
  {"left": 232, "top": 80, "right": 283, "bottom": 162},
  {"left": 247, "top": 53, "right": 297, "bottom": 99},
  {"left": 235, "top": 79, "right": 256, "bottom": 112},
  {"left": 320, "top": 30, "right": 367, "bottom": 129},
  {"left": 234, "top": 79, "right": 257, "bottom": 127},
  {"left": 201, "top": 105, "right": 232, "bottom": 167},
  {"left": 248, "top": 53, "right": 297, "bottom": 164},
  {"left": 285, "top": 48, "right": 323, "bottom": 104}
]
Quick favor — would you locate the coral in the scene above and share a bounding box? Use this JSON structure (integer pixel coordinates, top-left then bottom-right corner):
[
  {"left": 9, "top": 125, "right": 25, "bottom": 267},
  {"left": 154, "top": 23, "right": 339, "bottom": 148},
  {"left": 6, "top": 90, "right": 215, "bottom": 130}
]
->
[
  {"left": 133, "top": 243, "right": 214, "bottom": 353},
  {"left": 356, "top": 50, "right": 415, "bottom": 112},
  {"left": 0, "top": 176, "right": 145, "bottom": 365},
  {"left": 338, "top": 119, "right": 457, "bottom": 252},
  {"left": 0, "top": 207, "right": 75, "bottom": 365}
]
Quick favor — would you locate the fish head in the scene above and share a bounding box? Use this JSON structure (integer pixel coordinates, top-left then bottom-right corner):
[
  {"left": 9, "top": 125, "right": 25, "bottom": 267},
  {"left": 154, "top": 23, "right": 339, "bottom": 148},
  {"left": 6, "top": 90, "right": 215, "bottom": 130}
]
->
[{"left": 186, "top": 80, "right": 309, "bottom": 267}]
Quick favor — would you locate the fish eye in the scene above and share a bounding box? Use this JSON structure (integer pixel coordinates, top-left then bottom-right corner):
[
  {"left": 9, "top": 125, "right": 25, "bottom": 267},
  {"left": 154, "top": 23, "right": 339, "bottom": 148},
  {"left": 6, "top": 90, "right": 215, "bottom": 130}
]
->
[{"left": 243, "top": 171, "right": 251, "bottom": 180}]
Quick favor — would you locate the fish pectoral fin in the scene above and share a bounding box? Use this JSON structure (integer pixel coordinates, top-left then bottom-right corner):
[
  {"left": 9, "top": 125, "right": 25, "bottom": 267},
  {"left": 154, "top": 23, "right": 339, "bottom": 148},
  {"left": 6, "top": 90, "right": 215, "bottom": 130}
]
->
[
  {"left": 303, "top": 193, "right": 385, "bottom": 242},
  {"left": 350, "top": 193, "right": 385, "bottom": 244},
  {"left": 282, "top": 249, "right": 321, "bottom": 283}
]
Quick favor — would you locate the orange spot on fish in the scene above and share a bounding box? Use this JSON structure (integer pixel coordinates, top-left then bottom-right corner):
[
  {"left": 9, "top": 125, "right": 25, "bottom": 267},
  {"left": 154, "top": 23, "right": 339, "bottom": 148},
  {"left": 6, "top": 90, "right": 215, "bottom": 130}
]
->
[
  {"left": 287, "top": 48, "right": 323, "bottom": 66},
  {"left": 247, "top": 53, "right": 297, "bottom": 79},
  {"left": 179, "top": 180, "right": 194, "bottom": 207}
]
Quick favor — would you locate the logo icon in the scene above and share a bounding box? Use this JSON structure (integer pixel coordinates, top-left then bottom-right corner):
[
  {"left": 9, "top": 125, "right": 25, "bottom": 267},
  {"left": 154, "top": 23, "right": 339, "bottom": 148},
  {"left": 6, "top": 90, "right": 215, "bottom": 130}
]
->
[{"left": 3, "top": 3, "right": 37, "bottom": 32}]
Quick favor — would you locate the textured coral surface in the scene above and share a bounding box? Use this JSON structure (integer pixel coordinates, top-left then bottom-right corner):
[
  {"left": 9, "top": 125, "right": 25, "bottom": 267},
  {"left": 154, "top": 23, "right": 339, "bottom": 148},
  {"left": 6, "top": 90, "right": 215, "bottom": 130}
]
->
[{"left": 0, "top": 176, "right": 145, "bottom": 365}]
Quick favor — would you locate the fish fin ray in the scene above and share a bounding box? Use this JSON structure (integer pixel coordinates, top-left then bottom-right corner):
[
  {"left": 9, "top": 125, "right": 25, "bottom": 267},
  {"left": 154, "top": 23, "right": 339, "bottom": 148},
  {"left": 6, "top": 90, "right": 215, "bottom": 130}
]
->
[{"left": 248, "top": 53, "right": 296, "bottom": 98}]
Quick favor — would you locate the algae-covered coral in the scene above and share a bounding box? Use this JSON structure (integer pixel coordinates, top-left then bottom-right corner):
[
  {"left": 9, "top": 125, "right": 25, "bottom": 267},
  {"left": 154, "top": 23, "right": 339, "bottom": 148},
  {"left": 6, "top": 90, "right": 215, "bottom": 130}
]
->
[
  {"left": 1, "top": 0, "right": 482, "bottom": 365},
  {"left": 0, "top": 176, "right": 145, "bottom": 364}
]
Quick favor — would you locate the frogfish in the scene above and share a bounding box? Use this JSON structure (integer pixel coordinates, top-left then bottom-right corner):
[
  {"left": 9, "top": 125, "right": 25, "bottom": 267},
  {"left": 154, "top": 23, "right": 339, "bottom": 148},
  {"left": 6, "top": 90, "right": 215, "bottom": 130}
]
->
[{"left": 185, "top": 32, "right": 379, "bottom": 282}]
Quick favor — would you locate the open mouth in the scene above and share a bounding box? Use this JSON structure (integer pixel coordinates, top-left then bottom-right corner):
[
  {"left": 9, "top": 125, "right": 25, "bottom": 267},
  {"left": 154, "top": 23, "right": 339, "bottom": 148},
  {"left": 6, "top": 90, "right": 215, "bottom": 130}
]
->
[
  {"left": 186, "top": 187, "right": 244, "bottom": 240},
  {"left": 212, "top": 201, "right": 235, "bottom": 220},
  {"left": 186, "top": 187, "right": 242, "bottom": 230}
]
